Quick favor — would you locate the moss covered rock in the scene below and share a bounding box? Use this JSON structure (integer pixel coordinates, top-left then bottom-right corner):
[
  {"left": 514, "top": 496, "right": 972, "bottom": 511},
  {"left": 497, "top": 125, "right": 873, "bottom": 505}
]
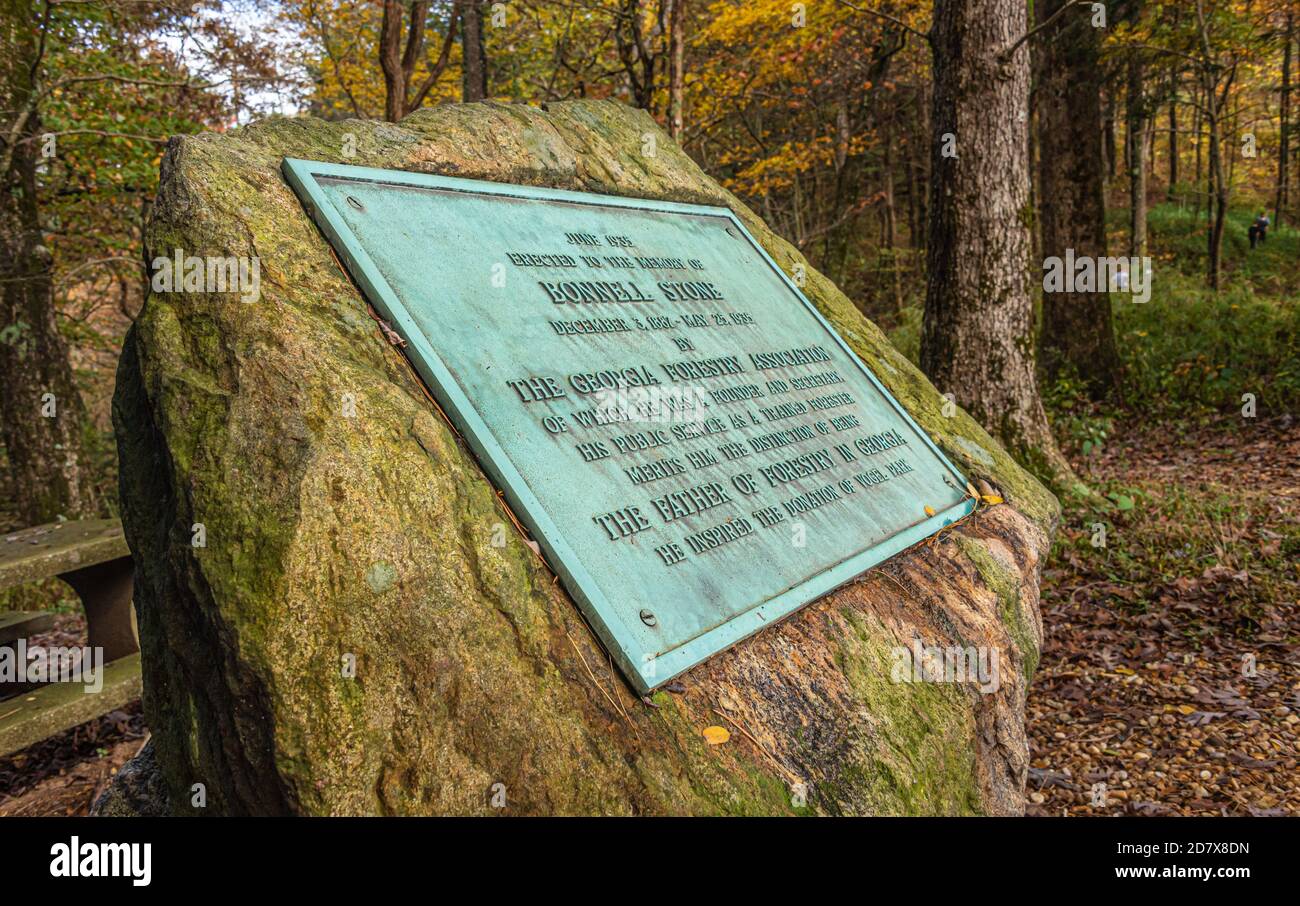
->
[{"left": 112, "top": 99, "right": 1057, "bottom": 816}]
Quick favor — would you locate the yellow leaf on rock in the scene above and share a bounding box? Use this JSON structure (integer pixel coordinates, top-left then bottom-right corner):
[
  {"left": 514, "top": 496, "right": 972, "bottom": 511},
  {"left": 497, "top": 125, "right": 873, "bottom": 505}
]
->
[
  {"left": 924, "top": 505, "right": 936, "bottom": 517},
  {"left": 702, "top": 725, "right": 730, "bottom": 745},
  {"left": 980, "top": 494, "right": 1004, "bottom": 506}
]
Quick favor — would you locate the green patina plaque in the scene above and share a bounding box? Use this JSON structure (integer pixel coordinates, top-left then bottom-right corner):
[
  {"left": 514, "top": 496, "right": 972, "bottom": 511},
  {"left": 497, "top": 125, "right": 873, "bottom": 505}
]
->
[{"left": 284, "top": 159, "right": 973, "bottom": 693}]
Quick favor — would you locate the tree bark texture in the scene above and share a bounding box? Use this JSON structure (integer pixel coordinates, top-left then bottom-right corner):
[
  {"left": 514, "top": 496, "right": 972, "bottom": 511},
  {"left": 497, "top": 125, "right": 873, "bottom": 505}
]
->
[
  {"left": 922, "top": 0, "right": 1068, "bottom": 479},
  {"left": 0, "top": 0, "right": 95, "bottom": 523},
  {"left": 1035, "top": 0, "right": 1121, "bottom": 398}
]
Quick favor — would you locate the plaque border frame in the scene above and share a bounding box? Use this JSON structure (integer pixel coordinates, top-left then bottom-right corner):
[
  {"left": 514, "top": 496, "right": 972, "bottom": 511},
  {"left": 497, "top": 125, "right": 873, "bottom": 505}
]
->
[{"left": 283, "top": 158, "right": 977, "bottom": 694}]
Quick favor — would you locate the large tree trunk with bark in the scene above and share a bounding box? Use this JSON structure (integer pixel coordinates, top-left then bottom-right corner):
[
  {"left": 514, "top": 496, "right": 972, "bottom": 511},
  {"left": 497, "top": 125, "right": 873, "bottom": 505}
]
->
[
  {"left": 460, "top": 0, "right": 488, "bottom": 102},
  {"left": 0, "top": 6, "right": 95, "bottom": 523},
  {"left": 379, "top": 0, "right": 420, "bottom": 121},
  {"left": 1035, "top": 0, "right": 1121, "bottom": 399},
  {"left": 379, "top": 1, "right": 456, "bottom": 121},
  {"left": 922, "top": 0, "right": 1069, "bottom": 482}
]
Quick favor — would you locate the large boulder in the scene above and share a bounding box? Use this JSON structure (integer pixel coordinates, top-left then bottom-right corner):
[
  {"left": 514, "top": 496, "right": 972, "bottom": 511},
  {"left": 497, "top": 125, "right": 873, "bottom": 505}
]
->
[
  {"left": 90, "top": 739, "right": 170, "bottom": 817},
  {"left": 112, "top": 99, "right": 1058, "bottom": 816}
]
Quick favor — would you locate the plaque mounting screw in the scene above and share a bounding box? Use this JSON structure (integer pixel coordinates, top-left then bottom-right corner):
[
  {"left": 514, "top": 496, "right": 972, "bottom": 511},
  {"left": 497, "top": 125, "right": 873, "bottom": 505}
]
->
[
  {"left": 346, "top": 195, "right": 365, "bottom": 212},
  {"left": 639, "top": 609, "right": 657, "bottom": 627}
]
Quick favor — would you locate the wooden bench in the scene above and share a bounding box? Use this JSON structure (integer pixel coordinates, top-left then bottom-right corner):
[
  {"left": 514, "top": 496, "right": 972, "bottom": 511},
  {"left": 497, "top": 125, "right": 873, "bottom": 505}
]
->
[{"left": 0, "top": 519, "right": 141, "bottom": 756}]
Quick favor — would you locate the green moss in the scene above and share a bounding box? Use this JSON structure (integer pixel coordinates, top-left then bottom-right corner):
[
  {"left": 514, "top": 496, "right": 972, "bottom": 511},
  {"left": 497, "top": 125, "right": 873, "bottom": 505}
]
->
[
  {"left": 638, "top": 692, "right": 797, "bottom": 817},
  {"left": 834, "top": 609, "right": 984, "bottom": 815},
  {"left": 953, "top": 535, "right": 1040, "bottom": 682}
]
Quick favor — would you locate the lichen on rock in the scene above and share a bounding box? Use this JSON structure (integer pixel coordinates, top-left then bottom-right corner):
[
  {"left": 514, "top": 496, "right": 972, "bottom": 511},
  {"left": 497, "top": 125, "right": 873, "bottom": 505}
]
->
[{"left": 112, "top": 99, "right": 1058, "bottom": 816}]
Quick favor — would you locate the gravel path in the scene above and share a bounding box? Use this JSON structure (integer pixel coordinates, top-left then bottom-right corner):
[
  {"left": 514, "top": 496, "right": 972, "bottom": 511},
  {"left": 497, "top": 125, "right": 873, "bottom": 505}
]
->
[{"left": 1027, "top": 414, "right": 1298, "bottom": 816}]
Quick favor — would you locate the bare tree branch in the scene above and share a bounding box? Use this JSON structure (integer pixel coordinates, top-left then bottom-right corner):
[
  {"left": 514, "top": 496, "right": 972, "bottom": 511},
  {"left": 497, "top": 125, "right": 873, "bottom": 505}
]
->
[
  {"left": 409, "top": 19, "right": 460, "bottom": 110},
  {"left": 834, "top": 0, "right": 930, "bottom": 43},
  {"left": 998, "top": 0, "right": 1084, "bottom": 62}
]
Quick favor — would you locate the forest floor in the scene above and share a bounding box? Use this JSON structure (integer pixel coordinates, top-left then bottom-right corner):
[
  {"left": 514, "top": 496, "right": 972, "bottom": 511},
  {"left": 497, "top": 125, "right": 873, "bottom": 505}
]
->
[
  {"left": 1027, "top": 412, "right": 1299, "bottom": 816},
  {"left": 0, "top": 415, "right": 1295, "bottom": 817}
]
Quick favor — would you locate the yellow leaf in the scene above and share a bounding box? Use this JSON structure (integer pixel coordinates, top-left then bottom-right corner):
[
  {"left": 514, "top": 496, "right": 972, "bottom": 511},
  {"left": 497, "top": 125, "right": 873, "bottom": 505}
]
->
[
  {"left": 1176, "top": 704, "right": 1196, "bottom": 715},
  {"left": 924, "top": 505, "right": 936, "bottom": 517},
  {"left": 702, "top": 725, "right": 730, "bottom": 745},
  {"left": 980, "top": 494, "right": 1004, "bottom": 506},
  {"left": 965, "top": 482, "right": 980, "bottom": 499},
  {"left": 1113, "top": 666, "right": 1135, "bottom": 676}
]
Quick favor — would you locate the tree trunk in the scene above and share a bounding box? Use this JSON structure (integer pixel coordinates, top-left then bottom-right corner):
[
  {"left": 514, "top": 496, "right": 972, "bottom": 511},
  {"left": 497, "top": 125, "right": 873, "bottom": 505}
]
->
[
  {"left": 1196, "top": 0, "right": 1232, "bottom": 291},
  {"left": 1103, "top": 92, "right": 1118, "bottom": 181},
  {"left": 1168, "top": 96, "right": 1178, "bottom": 198},
  {"left": 378, "top": 1, "right": 457, "bottom": 121},
  {"left": 821, "top": 95, "right": 854, "bottom": 285},
  {"left": 1127, "top": 56, "right": 1148, "bottom": 258},
  {"left": 379, "top": 0, "right": 427, "bottom": 121},
  {"left": 0, "top": 10, "right": 95, "bottom": 523},
  {"left": 1193, "top": 90, "right": 1202, "bottom": 188},
  {"left": 1205, "top": 87, "right": 1226, "bottom": 289},
  {"left": 1277, "top": 15, "right": 1292, "bottom": 228},
  {"left": 906, "top": 127, "right": 920, "bottom": 249},
  {"left": 616, "top": 0, "right": 658, "bottom": 111},
  {"left": 460, "top": 0, "right": 488, "bottom": 102},
  {"left": 668, "top": 0, "right": 685, "bottom": 140},
  {"left": 1035, "top": 0, "right": 1120, "bottom": 399},
  {"left": 1227, "top": 95, "right": 1238, "bottom": 189},
  {"left": 922, "top": 0, "right": 1069, "bottom": 481},
  {"left": 1145, "top": 114, "right": 1157, "bottom": 181},
  {"left": 882, "top": 121, "right": 902, "bottom": 311},
  {"left": 913, "top": 88, "right": 929, "bottom": 250},
  {"left": 379, "top": 1, "right": 405, "bottom": 122},
  {"left": 1028, "top": 65, "right": 1040, "bottom": 265}
]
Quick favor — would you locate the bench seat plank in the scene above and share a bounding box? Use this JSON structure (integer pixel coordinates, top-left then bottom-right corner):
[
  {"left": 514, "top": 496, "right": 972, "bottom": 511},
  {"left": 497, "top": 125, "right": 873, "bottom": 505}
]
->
[
  {"left": 0, "top": 653, "right": 142, "bottom": 757},
  {"left": 0, "top": 612, "right": 57, "bottom": 647},
  {"left": 0, "top": 519, "right": 130, "bottom": 592}
]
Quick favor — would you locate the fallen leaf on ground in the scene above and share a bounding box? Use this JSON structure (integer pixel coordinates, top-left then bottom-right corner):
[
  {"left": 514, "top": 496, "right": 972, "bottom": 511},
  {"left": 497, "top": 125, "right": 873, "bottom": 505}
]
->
[{"left": 702, "top": 726, "right": 730, "bottom": 745}]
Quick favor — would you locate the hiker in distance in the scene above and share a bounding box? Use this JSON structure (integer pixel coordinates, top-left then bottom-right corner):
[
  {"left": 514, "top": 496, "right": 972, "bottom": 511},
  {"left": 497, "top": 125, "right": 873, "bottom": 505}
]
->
[{"left": 1250, "top": 211, "right": 1270, "bottom": 248}]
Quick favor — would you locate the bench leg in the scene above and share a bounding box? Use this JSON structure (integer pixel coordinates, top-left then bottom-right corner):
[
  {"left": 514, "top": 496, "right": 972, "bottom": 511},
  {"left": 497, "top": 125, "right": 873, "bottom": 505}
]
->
[{"left": 59, "top": 557, "right": 138, "bottom": 662}]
